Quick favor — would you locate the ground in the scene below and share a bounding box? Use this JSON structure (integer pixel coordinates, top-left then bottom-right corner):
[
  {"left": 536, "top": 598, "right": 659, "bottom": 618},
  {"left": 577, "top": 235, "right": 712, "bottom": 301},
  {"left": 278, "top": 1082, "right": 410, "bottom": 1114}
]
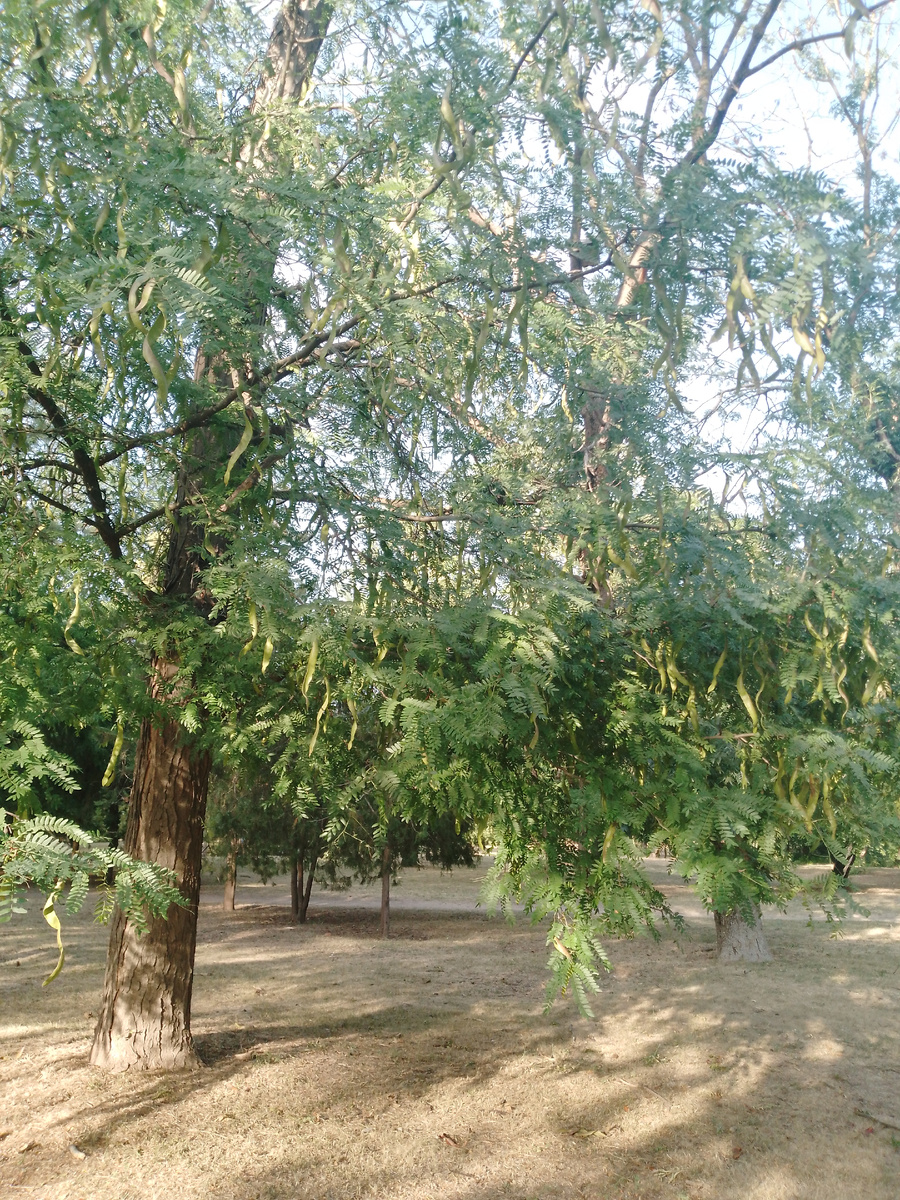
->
[{"left": 1, "top": 860, "right": 899, "bottom": 1200}]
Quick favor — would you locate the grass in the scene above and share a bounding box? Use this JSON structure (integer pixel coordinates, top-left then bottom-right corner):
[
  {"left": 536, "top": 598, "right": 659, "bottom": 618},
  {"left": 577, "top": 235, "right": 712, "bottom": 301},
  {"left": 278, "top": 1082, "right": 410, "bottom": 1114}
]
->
[{"left": 1, "top": 861, "right": 899, "bottom": 1200}]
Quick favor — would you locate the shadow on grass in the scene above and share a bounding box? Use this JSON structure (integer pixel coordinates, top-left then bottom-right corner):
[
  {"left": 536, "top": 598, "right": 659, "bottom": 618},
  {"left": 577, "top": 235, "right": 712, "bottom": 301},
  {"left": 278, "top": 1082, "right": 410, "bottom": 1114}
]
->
[{"left": 2, "top": 897, "right": 899, "bottom": 1200}]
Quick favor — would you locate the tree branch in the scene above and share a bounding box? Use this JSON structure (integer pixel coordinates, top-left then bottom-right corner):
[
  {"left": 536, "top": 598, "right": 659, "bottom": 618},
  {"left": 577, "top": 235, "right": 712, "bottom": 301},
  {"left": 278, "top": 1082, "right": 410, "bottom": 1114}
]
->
[
  {"left": 685, "top": 0, "right": 784, "bottom": 166},
  {"left": 710, "top": 0, "right": 756, "bottom": 79},
  {"left": 116, "top": 505, "right": 171, "bottom": 539},
  {"left": 23, "top": 484, "right": 87, "bottom": 524},
  {"left": 687, "top": 0, "right": 898, "bottom": 167},
  {"left": 217, "top": 448, "right": 292, "bottom": 512},
  {"left": 507, "top": 10, "right": 558, "bottom": 88},
  {"left": 745, "top": 0, "right": 897, "bottom": 80},
  {"left": 97, "top": 280, "right": 458, "bottom": 465},
  {"left": 7, "top": 327, "right": 123, "bottom": 558}
]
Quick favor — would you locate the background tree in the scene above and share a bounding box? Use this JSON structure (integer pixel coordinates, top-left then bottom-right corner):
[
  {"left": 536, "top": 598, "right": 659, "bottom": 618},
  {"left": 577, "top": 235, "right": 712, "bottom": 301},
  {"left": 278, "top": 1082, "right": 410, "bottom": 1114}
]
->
[{"left": 205, "top": 759, "right": 280, "bottom": 913}]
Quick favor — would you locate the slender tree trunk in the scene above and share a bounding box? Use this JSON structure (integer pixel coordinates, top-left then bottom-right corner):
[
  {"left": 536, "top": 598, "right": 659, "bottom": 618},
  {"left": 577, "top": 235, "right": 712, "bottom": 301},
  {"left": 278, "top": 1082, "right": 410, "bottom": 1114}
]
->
[
  {"left": 90, "top": 692, "right": 211, "bottom": 1070},
  {"left": 713, "top": 907, "right": 773, "bottom": 963},
  {"left": 299, "top": 854, "right": 316, "bottom": 923},
  {"left": 290, "top": 852, "right": 301, "bottom": 924},
  {"left": 830, "top": 847, "right": 855, "bottom": 879},
  {"left": 380, "top": 843, "right": 391, "bottom": 939},
  {"left": 223, "top": 839, "right": 238, "bottom": 912}
]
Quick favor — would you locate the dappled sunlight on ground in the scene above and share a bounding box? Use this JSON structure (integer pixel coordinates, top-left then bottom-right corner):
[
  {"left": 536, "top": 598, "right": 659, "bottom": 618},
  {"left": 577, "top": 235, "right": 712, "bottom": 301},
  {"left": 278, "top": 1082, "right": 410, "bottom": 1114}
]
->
[{"left": 1, "top": 863, "right": 899, "bottom": 1199}]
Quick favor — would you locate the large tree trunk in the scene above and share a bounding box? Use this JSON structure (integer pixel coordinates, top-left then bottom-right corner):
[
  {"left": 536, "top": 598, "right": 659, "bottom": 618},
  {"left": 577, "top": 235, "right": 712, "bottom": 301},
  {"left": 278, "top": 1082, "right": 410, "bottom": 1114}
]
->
[
  {"left": 223, "top": 839, "right": 238, "bottom": 912},
  {"left": 90, "top": 695, "right": 211, "bottom": 1070},
  {"left": 714, "top": 907, "right": 773, "bottom": 963}
]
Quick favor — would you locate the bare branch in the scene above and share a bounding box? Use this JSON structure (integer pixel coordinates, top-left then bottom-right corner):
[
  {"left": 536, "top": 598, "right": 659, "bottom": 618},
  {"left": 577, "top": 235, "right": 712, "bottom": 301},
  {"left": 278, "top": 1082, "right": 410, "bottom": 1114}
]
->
[
  {"left": 745, "top": 0, "right": 897, "bottom": 80},
  {"left": 711, "top": 0, "right": 756, "bottom": 79},
  {"left": 685, "top": 0, "right": 784, "bottom": 167},
  {"left": 636, "top": 56, "right": 688, "bottom": 185}
]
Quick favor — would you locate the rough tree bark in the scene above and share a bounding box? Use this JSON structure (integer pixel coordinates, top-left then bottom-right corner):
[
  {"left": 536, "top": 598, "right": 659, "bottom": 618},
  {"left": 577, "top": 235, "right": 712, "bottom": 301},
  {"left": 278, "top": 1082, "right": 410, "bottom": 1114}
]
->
[
  {"left": 89, "top": 0, "right": 332, "bottom": 1071},
  {"left": 713, "top": 907, "right": 773, "bottom": 963},
  {"left": 90, "top": 660, "right": 211, "bottom": 1069}
]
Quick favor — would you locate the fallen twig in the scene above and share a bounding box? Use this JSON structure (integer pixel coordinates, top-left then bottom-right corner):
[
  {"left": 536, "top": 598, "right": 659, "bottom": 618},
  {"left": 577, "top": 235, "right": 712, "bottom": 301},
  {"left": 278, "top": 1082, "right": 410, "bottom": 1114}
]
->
[
  {"left": 615, "top": 1076, "right": 671, "bottom": 1105},
  {"left": 854, "top": 1106, "right": 900, "bottom": 1132}
]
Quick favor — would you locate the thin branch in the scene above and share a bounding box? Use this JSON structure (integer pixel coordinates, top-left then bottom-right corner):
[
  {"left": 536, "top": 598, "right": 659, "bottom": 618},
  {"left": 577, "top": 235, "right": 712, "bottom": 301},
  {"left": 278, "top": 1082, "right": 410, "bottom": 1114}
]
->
[
  {"left": 23, "top": 484, "right": 86, "bottom": 523},
  {"left": 710, "top": 0, "right": 756, "bottom": 79},
  {"left": 389, "top": 510, "right": 468, "bottom": 523},
  {"left": 8, "top": 327, "right": 123, "bottom": 558},
  {"left": 636, "top": 57, "right": 688, "bottom": 185},
  {"left": 685, "top": 0, "right": 784, "bottom": 166},
  {"left": 97, "top": 282, "right": 456, "bottom": 465},
  {"left": 325, "top": 144, "right": 375, "bottom": 186},
  {"left": 96, "top": 325, "right": 361, "bottom": 465},
  {"left": 507, "top": 10, "right": 558, "bottom": 88},
  {"left": 116, "top": 505, "right": 171, "bottom": 538},
  {"left": 21, "top": 457, "right": 79, "bottom": 473},
  {"left": 745, "top": 0, "right": 897, "bottom": 79},
  {"left": 217, "top": 447, "right": 292, "bottom": 512},
  {"left": 399, "top": 153, "right": 456, "bottom": 230}
]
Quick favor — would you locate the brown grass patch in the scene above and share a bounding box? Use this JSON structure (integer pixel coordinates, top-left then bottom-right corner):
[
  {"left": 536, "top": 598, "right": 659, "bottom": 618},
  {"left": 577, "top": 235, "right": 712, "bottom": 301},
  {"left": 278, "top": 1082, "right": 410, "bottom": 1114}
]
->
[{"left": 2, "top": 863, "right": 899, "bottom": 1200}]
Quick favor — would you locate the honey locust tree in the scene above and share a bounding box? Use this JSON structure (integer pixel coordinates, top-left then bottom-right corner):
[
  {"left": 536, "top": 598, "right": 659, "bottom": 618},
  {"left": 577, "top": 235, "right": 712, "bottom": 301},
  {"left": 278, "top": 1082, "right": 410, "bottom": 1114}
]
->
[
  {"left": 2, "top": 0, "right": 669, "bottom": 1066},
  {"left": 289, "top": 0, "right": 900, "bottom": 970},
  {"left": 0, "top": 0, "right": 540, "bottom": 1067},
  {"left": 455, "top": 0, "right": 900, "bottom": 958},
  {"left": 4, "top": 0, "right": 898, "bottom": 1069}
]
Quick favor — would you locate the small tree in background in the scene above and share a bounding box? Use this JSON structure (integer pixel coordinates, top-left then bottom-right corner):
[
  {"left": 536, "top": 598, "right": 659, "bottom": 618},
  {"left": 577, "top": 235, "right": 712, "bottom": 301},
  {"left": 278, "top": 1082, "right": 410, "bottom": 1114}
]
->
[{"left": 205, "top": 760, "right": 278, "bottom": 912}]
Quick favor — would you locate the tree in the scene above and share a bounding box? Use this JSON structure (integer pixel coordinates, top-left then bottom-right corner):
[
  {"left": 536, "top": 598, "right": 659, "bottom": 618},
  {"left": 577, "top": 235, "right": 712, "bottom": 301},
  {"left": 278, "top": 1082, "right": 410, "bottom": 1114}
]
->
[
  {"left": 205, "top": 759, "right": 282, "bottom": 913},
  {"left": 463, "top": 0, "right": 900, "bottom": 961},
  {"left": 2, "top": 0, "right": 570, "bottom": 1063},
  {"left": 258, "top": 609, "right": 500, "bottom": 937},
  {"left": 4, "top": 0, "right": 899, "bottom": 1069},
  {"left": 206, "top": 750, "right": 337, "bottom": 924}
]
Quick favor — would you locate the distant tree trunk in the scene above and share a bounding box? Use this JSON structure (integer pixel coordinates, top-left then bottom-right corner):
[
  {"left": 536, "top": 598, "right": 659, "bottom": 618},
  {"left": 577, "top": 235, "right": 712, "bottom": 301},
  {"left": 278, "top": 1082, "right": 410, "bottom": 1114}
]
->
[
  {"left": 714, "top": 907, "right": 773, "bottom": 963},
  {"left": 290, "top": 851, "right": 301, "bottom": 923},
  {"left": 223, "top": 839, "right": 238, "bottom": 912},
  {"left": 830, "top": 847, "right": 855, "bottom": 879},
  {"left": 299, "top": 854, "right": 316, "bottom": 923},
  {"left": 90, "top": 699, "right": 211, "bottom": 1070},
  {"left": 380, "top": 842, "right": 391, "bottom": 939}
]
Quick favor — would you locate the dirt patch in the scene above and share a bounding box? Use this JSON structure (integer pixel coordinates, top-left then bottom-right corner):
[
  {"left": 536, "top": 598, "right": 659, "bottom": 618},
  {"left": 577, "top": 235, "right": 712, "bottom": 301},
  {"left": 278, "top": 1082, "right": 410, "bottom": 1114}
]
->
[{"left": 1, "top": 866, "right": 899, "bottom": 1200}]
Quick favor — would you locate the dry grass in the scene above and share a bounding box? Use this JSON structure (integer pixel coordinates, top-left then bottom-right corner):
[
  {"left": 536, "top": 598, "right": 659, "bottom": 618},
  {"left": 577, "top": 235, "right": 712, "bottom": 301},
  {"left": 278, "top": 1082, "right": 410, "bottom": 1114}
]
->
[{"left": 2, "top": 861, "right": 900, "bottom": 1200}]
